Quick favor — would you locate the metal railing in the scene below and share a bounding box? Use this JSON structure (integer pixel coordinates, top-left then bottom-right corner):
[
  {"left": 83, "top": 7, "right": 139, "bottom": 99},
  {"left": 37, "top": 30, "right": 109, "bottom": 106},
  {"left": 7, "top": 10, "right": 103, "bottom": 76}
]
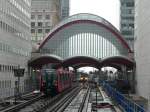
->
[{"left": 103, "top": 82, "right": 146, "bottom": 112}]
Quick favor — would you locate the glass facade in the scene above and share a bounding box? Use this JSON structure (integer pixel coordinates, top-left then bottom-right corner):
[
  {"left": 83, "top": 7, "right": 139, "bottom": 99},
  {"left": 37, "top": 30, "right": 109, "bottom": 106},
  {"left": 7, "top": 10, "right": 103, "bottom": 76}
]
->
[
  {"left": 60, "top": 0, "right": 69, "bottom": 20},
  {"left": 40, "top": 14, "right": 129, "bottom": 59},
  {"left": 120, "top": 0, "right": 134, "bottom": 50}
]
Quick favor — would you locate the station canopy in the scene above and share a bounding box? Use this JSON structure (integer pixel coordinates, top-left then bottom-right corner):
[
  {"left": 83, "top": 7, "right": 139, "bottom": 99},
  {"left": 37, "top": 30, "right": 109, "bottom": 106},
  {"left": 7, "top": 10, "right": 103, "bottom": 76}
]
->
[{"left": 29, "top": 13, "right": 134, "bottom": 69}]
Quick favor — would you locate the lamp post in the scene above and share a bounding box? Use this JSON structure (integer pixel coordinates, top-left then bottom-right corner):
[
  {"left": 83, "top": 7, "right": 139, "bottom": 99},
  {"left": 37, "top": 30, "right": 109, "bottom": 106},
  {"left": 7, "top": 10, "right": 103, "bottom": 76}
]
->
[{"left": 13, "top": 67, "right": 25, "bottom": 104}]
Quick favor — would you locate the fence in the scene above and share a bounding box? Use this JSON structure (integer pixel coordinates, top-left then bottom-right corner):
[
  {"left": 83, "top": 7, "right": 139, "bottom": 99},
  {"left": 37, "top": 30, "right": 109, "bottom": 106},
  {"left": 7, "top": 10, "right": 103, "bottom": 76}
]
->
[{"left": 103, "top": 82, "right": 145, "bottom": 112}]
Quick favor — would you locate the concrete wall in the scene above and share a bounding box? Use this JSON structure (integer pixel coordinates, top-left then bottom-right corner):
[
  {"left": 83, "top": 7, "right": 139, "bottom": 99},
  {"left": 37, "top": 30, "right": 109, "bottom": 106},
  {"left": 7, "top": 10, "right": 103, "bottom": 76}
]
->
[{"left": 134, "top": 0, "right": 150, "bottom": 110}]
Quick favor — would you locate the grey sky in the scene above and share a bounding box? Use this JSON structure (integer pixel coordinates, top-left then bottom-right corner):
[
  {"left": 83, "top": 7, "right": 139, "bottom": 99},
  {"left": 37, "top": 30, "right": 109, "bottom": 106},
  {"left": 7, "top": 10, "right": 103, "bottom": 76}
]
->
[
  {"left": 70, "top": 0, "right": 120, "bottom": 29},
  {"left": 70, "top": 0, "right": 120, "bottom": 72}
]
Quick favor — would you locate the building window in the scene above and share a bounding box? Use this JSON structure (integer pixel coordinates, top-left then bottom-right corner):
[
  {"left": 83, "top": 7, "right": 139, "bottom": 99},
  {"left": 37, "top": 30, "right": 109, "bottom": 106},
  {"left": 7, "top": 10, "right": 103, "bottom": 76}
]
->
[
  {"left": 38, "top": 29, "right": 42, "bottom": 33},
  {"left": 126, "top": 2, "right": 134, "bottom": 7},
  {"left": 3, "top": 22, "right": 6, "bottom": 30},
  {"left": 122, "top": 17, "right": 134, "bottom": 21},
  {"left": 45, "top": 22, "right": 51, "bottom": 27},
  {"left": 121, "top": 24, "right": 126, "bottom": 28},
  {"left": 0, "top": 64, "right": 1, "bottom": 71},
  {"left": 38, "top": 22, "right": 42, "bottom": 27},
  {"left": 0, "top": 21, "right": 2, "bottom": 28},
  {"left": 2, "top": 81, "right": 4, "bottom": 88},
  {"left": 31, "top": 22, "right": 35, "bottom": 27},
  {"left": 45, "top": 15, "right": 50, "bottom": 19},
  {"left": 45, "top": 29, "right": 50, "bottom": 33},
  {"left": 0, "top": 43, "right": 2, "bottom": 51},
  {"left": 31, "top": 29, "right": 35, "bottom": 33},
  {"left": 31, "top": 15, "right": 35, "bottom": 19},
  {"left": 32, "top": 37, "right": 35, "bottom": 41},
  {"left": 129, "top": 24, "right": 134, "bottom": 28},
  {"left": 38, "top": 15, "right": 42, "bottom": 19},
  {"left": 122, "top": 30, "right": 133, "bottom": 35}
]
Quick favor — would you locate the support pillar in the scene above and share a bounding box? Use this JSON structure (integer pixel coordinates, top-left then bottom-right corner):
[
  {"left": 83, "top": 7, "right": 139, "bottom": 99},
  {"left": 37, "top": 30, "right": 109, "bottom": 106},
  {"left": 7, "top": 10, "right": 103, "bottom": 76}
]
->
[{"left": 121, "top": 65, "right": 127, "bottom": 80}]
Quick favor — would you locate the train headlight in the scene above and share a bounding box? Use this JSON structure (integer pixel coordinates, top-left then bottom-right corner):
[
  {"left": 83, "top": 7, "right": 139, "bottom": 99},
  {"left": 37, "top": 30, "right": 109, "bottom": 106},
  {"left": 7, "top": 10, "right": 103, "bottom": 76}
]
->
[
  {"left": 85, "top": 77, "right": 88, "bottom": 80},
  {"left": 80, "top": 77, "right": 83, "bottom": 80}
]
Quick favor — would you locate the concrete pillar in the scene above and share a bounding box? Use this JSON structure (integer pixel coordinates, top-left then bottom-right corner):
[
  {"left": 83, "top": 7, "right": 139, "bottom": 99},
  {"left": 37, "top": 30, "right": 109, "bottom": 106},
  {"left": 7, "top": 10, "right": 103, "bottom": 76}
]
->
[
  {"left": 131, "top": 66, "right": 136, "bottom": 93},
  {"left": 74, "top": 68, "right": 79, "bottom": 81},
  {"left": 121, "top": 65, "right": 127, "bottom": 80}
]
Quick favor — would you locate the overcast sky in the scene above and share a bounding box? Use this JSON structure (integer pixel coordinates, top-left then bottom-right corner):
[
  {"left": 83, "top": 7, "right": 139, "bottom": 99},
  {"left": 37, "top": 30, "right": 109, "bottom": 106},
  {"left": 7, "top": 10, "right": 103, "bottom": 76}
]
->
[
  {"left": 70, "top": 0, "right": 120, "bottom": 72},
  {"left": 70, "top": 0, "right": 120, "bottom": 29}
]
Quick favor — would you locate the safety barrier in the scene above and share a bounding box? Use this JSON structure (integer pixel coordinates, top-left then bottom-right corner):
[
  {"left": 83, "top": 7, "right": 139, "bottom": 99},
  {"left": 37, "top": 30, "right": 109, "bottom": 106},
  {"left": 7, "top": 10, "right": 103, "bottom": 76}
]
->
[{"left": 103, "top": 82, "right": 145, "bottom": 112}]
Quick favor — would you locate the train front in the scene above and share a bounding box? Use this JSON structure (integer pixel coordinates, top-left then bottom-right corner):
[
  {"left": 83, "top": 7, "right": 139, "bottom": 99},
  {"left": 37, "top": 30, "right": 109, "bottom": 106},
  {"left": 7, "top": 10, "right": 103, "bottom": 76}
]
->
[{"left": 40, "top": 69, "right": 58, "bottom": 96}]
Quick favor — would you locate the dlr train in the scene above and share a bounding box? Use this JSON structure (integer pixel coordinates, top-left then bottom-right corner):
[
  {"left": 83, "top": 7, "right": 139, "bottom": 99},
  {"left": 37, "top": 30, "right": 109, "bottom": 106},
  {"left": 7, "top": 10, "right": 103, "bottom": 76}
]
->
[
  {"left": 40, "top": 68, "right": 75, "bottom": 96},
  {"left": 79, "top": 74, "right": 88, "bottom": 82}
]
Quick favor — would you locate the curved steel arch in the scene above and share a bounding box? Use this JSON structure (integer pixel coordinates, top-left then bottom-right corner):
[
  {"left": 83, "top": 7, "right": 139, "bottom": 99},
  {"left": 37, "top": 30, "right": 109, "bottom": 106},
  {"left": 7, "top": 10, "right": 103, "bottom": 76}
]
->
[
  {"left": 62, "top": 56, "right": 100, "bottom": 68},
  {"left": 28, "top": 54, "right": 62, "bottom": 68},
  {"left": 39, "top": 13, "right": 131, "bottom": 52},
  {"left": 73, "top": 63, "right": 100, "bottom": 69},
  {"left": 101, "top": 63, "right": 122, "bottom": 71},
  {"left": 100, "top": 56, "right": 135, "bottom": 69},
  {"left": 28, "top": 54, "right": 135, "bottom": 70}
]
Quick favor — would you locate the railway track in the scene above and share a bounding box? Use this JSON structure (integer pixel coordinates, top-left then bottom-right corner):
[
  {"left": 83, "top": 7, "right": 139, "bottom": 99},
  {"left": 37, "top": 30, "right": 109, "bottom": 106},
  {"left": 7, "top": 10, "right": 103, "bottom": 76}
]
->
[
  {"left": 1, "top": 86, "right": 79, "bottom": 112},
  {"left": 45, "top": 84, "right": 116, "bottom": 112},
  {"left": 45, "top": 84, "right": 115, "bottom": 112},
  {"left": 0, "top": 84, "right": 121, "bottom": 112},
  {"left": 45, "top": 86, "right": 82, "bottom": 112},
  {"left": 63, "top": 86, "right": 90, "bottom": 112},
  {"left": 0, "top": 92, "right": 41, "bottom": 111},
  {"left": 1, "top": 95, "right": 43, "bottom": 112}
]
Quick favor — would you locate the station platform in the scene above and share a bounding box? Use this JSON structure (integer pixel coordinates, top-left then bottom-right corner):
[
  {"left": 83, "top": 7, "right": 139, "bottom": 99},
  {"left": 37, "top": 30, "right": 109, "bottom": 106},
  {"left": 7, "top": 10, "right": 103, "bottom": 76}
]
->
[{"left": 85, "top": 84, "right": 123, "bottom": 112}]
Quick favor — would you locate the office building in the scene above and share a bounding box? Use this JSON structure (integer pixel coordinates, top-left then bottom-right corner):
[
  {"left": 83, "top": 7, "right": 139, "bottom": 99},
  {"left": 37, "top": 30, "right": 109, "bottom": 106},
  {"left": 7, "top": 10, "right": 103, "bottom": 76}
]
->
[
  {"left": 60, "top": 0, "right": 69, "bottom": 20},
  {"left": 31, "top": 0, "right": 60, "bottom": 43},
  {"left": 120, "top": 0, "right": 134, "bottom": 50},
  {"left": 0, "top": 0, "right": 32, "bottom": 98}
]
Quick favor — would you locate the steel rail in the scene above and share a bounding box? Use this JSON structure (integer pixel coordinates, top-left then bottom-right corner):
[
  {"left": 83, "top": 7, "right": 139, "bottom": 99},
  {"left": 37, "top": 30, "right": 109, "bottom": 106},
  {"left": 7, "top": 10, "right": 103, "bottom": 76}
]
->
[
  {"left": 46, "top": 87, "right": 81, "bottom": 112},
  {"left": 78, "top": 87, "right": 90, "bottom": 112},
  {"left": 1, "top": 95, "right": 43, "bottom": 112}
]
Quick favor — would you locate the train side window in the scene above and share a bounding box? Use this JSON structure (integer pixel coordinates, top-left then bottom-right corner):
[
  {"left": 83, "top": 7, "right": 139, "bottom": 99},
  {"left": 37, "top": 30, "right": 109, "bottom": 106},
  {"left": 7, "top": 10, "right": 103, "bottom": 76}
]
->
[
  {"left": 64, "top": 73, "right": 66, "bottom": 81},
  {"left": 66, "top": 74, "right": 68, "bottom": 80},
  {"left": 65, "top": 74, "right": 67, "bottom": 81},
  {"left": 63, "top": 74, "right": 65, "bottom": 82},
  {"left": 62, "top": 74, "right": 64, "bottom": 82},
  {"left": 54, "top": 72, "right": 57, "bottom": 80},
  {"left": 67, "top": 74, "right": 68, "bottom": 80},
  {"left": 60, "top": 75, "right": 63, "bottom": 82}
]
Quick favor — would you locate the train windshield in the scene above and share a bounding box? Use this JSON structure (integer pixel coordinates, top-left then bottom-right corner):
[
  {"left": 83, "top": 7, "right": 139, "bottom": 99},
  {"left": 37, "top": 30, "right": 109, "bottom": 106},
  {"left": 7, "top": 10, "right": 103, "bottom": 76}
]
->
[{"left": 42, "top": 69, "right": 57, "bottom": 85}]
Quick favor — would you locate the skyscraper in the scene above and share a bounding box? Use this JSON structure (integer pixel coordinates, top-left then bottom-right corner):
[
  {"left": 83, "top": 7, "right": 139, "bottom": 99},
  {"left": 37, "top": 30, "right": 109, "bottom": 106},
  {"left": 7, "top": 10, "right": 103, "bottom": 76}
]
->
[
  {"left": 0, "top": 0, "right": 32, "bottom": 98},
  {"left": 120, "top": 0, "right": 134, "bottom": 50},
  {"left": 31, "top": 0, "right": 61, "bottom": 44},
  {"left": 31, "top": 0, "right": 69, "bottom": 44},
  {"left": 60, "top": 0, "right": 69, "bottom": 20}
]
